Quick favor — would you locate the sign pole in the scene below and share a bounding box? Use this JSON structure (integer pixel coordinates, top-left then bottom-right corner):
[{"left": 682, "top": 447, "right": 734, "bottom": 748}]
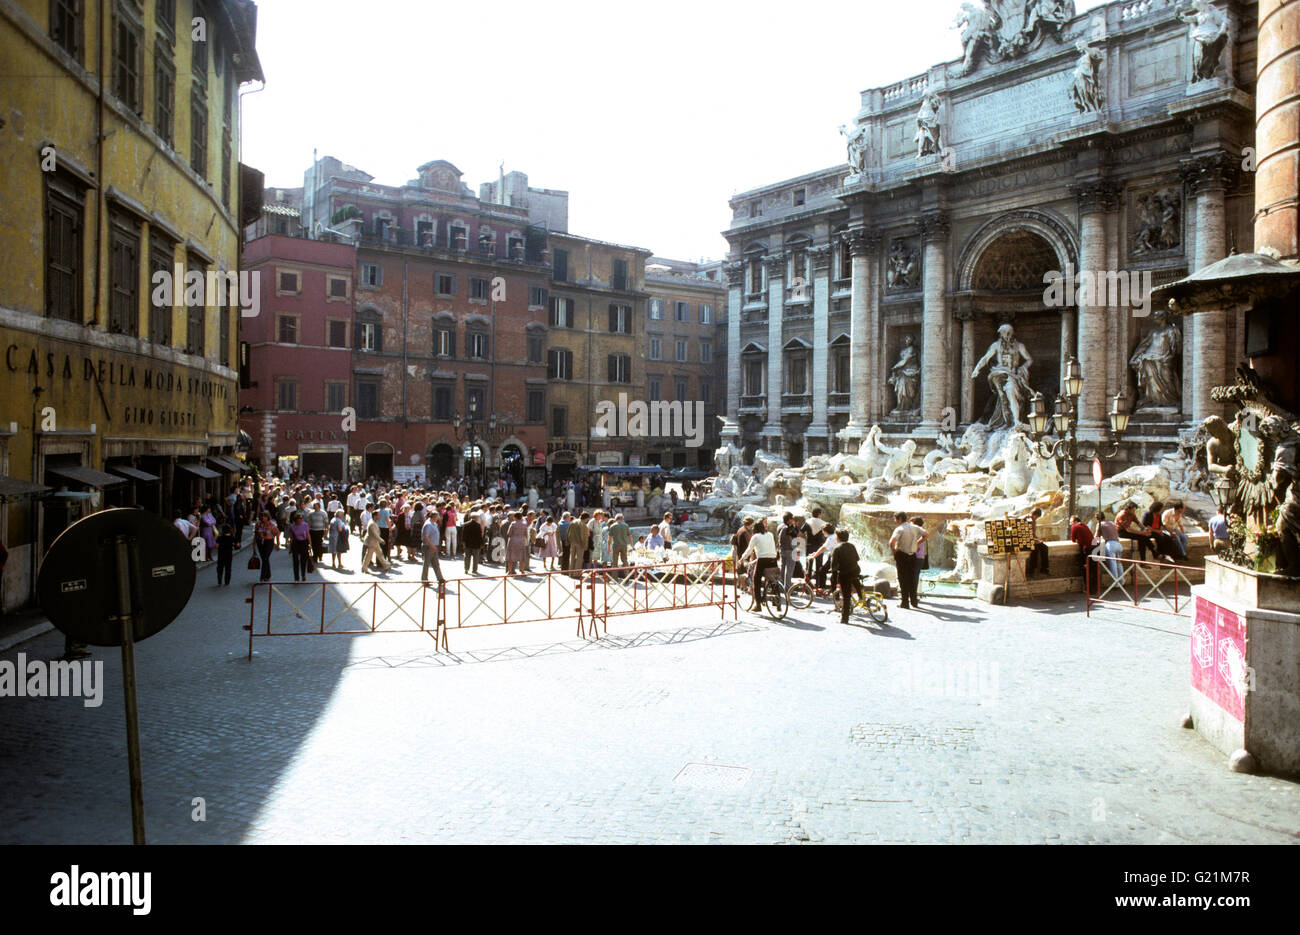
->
[{"left": 112, "top": 534, "right": 147, "bottom": 845}]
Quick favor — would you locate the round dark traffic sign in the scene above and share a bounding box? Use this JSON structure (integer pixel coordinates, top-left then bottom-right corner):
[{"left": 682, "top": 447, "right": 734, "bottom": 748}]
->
[{"left": 37, "top": 508, "right": 196, "bottom": 646}]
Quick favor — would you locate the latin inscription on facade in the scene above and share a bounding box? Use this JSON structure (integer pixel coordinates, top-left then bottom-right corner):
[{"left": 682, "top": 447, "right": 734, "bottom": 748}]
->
[{"left": 950, "top": 68, "right": 1074, "bottom": 144}]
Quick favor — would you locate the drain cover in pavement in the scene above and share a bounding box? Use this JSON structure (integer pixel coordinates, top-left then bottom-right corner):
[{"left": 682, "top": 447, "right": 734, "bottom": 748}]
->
[{"left": 673, "top": 763, "right": 752, "bottom": 791}]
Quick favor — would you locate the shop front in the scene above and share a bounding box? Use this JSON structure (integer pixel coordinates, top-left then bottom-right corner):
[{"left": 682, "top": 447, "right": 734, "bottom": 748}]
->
[{"left": 0, "top": 327, "right": 239, "bottom": 610}]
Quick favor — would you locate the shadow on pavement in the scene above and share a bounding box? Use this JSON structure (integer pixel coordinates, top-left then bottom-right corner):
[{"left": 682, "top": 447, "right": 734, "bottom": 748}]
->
[
  {"left": 0, "top": 545, "right": 357, "bottom": 845},
  {"left": 343, "top": 618, "right": 766, "bottom": 669}
]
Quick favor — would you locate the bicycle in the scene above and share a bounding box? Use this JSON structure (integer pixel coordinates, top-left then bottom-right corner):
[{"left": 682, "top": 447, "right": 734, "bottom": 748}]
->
[
  {"left": 832, "top": 578, "right": 889, "bottom": 623},
  {"left": 745, "top": 565, "right": 788, "bottom": 620},
  {"left": 786, "top": 578, "right": 835, "bottom": 610}
]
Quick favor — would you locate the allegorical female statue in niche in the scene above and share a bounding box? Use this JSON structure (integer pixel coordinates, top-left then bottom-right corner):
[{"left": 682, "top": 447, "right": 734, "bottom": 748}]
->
[
  {"left": 1129, "top": 305, "right": 1183, "bottom": 408},
  {"left": 889, "top": 335, "right": 921, "bottom": 414}
]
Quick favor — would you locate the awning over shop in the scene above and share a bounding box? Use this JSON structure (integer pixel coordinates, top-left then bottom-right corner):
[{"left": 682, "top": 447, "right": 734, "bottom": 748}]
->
[
  {"left": 109, "top": 465, "right": 160, "bottom": 482},
  {"left": 48, "top": 466, "right": 125, "bottom": 488},
  {"left": 588, "top": 466, "right": 668, "bottom": 476},
  {"left": 208, "top": 455, "right": 248, "bottom": 473},
  {"left": 175, "top": 462, "right": 221, "bottom": 480},
  {"left": 0, "top": 476, "right": 51, "bottom": 501}
]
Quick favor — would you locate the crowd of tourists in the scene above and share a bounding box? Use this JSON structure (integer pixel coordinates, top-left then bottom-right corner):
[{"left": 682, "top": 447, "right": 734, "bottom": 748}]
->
[{"left": 175, "top": 471, "right": 690, "bottom": 586}]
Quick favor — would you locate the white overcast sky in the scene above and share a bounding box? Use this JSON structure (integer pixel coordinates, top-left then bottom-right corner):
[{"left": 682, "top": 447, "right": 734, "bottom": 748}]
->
[{"left": 243, "top": 0, "right": 1109, "bottom": 262}]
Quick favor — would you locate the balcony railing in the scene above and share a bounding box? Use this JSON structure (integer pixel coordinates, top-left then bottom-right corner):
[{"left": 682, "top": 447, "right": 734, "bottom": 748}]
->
[{"left": 358, "top": 231, "right": 538, "bottom": 264}]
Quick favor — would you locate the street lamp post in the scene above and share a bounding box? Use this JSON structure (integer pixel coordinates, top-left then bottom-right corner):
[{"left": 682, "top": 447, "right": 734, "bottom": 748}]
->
[
  {"left": 451, "top": 410, "right": 495, "bottom": 488},
  {"left": 1027, "top": 356, "right": 1132, "bottom": 520}
]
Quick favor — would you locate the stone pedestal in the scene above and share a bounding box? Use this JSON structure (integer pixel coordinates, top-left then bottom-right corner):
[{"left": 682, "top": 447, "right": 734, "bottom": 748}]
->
[{"left": 1188, "top": 558, "right": 1300, "bottom": 777}]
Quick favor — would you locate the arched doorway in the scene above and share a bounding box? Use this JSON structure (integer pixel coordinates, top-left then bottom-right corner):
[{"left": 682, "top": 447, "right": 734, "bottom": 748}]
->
[
  {"left": 363, "top": 442, "right": 394, "bottom": 481},
  {"left": 499, "top": 443, "right": 525, "bottom": 488},
  {"left": 549, "top": 450, "right": 577, "bottom": 483},
  {"left": 427, "top": 443, "right": 455, "bottom": 483}
]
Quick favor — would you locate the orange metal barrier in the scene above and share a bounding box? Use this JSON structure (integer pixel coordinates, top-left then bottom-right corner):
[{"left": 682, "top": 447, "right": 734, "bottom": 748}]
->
[
  {"left": 244, "top": 559, "right": 736, "bottom": 658},
  {"left": 578, "top": 559, "right": 737, "bottom": 639},
  {"left": 1084, "top": 552, "right": 1202, "bottom": 619},
  {"left": 244, "top": 580, "right": 446, "bottom": 659}
]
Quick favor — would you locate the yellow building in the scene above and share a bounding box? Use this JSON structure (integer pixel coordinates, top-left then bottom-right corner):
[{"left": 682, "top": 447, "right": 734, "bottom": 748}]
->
[
  {"left": 0, "top": 0, "right": 263, "bottom": 611},
  {"left": 543, "top": 232, "right": 651, "bottom": 477}
]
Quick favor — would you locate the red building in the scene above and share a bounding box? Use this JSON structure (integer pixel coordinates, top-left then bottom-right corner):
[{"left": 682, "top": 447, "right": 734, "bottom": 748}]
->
[
  {"left": 241, "top": 158, "right": 554, "bottom": 485},
  {"left": 241, "top": 235, "right": 357, "bottom": 480}
]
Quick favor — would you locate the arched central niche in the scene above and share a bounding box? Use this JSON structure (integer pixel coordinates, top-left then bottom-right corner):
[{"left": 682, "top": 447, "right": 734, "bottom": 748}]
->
[
  {"left": 971, "top": 231, "right": 1059, "bottom": 292},
  {"left": 956, "top": 210, "right": 1078, "bottom": 291},
  {"left": 959, "top": 220, "right": 1077, "bottom": 424}
]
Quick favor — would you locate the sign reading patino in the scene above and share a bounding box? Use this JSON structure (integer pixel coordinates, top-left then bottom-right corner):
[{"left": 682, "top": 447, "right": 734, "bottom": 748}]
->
[{"left": 985, "top": 518, "right": 1034, "bottom": 555}]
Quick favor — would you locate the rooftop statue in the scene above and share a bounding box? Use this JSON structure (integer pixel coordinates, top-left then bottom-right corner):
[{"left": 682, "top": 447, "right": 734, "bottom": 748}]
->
[
  {"left": 839, "top": 122, "right": 870, "bottom": 176},
  {"left": 1068, "top": 41, "right": 1105, "bottom": 114},
  {"left": 1179, "top": 0, "right": 1230, "bottom": 82},
  {"left": 915, "top": 94, "right": 944, "bottom": 159},
  {"left": 953, "top": 0, "right": 1077, "bottom": 75},
  {"left": 953, "top": 1, "right": 1002, "bottom": 75}
]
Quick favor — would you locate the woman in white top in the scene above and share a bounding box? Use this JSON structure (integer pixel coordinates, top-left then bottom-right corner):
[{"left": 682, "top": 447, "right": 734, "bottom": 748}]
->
[{"left": 739, "top": 519, "right": 780, "bottom": 610}]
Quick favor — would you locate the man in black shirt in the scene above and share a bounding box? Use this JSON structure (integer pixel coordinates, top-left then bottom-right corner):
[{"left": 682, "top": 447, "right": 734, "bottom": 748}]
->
[{"left": 830, "top": 529, "right": 865, "bottom": 624}]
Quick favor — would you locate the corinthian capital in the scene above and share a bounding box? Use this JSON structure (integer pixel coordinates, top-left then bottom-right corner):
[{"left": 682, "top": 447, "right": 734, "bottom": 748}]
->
[
  {"left": 723, "top": 260, "right": 746, "bottom": 287},
  {"left": 844, "top": 227, "right": 881, "bottom": 256},
  {"left": 1072, "top": 178, "right": 1122, "bottom": 214},
  {"left": 919, "top": 210, "right": 950, "bottom": 243},
  {"left": 762, "top": 252, "right": 787, "bottom": 277},
  {"left": 1180, "top": 150, "right": 1239, "bottom": 194},
  {"left": 809, "top": 243, "right": 834, "bottom": 270}
]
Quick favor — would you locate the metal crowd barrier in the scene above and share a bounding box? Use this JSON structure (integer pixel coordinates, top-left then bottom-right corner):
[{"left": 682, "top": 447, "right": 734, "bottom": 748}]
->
[
  {"left": 1084, "top": 552, "right": 1203, "bottom": 619},
  {"left": 244, "top": 559, "right": 737, "bottom": 658}
]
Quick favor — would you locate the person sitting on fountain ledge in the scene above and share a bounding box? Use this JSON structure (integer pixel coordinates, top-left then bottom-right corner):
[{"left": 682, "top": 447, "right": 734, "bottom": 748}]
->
[
  {"left": 1208, "top": 506, "right": 1230, "bottom": 554},
  {"left": 1141, "top": 499, "right": 1186, "bottom": 562},
  {"left": 1115, "top": 500, "right": 1154, "bottom": 561},
  {"left": 1023, "top": 507, "right": 1050, "bottom": 577}
]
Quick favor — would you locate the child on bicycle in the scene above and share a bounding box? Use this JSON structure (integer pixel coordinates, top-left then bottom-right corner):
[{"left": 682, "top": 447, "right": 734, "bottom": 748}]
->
[{"left": 810, "top": 528, "right": 866, "bottom": 624}]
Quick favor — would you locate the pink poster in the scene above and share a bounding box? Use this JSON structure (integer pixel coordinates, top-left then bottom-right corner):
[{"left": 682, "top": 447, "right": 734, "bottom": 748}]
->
[{"left": 1191, "top": 597, "right": 1247, "bottom": 722}]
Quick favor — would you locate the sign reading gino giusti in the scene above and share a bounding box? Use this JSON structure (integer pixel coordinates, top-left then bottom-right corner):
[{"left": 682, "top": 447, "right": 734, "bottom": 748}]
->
[{"left": 2, "top": 333, "right": 236, "bottom": 437}]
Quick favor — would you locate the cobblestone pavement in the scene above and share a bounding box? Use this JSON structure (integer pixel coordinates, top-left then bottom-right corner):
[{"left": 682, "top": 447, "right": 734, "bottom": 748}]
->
[{"left": 1, "top": 547, "right": 1298, "bottom": 844}]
